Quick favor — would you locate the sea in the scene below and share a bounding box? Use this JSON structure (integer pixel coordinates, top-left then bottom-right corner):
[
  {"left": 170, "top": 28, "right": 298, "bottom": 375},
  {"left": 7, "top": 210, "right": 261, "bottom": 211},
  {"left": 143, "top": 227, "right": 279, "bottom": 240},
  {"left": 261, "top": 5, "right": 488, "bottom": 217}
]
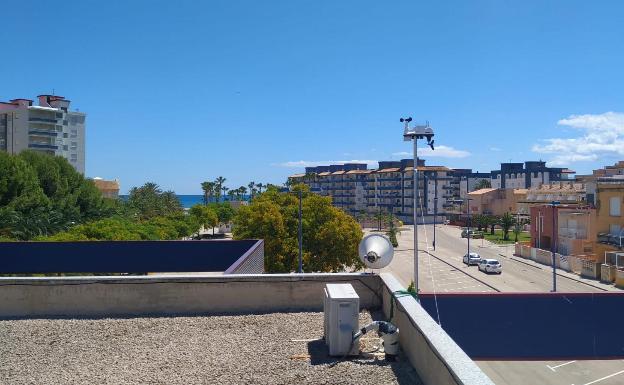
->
[{"left": 119, "top": 195, "right": 248, "bottom": 209}]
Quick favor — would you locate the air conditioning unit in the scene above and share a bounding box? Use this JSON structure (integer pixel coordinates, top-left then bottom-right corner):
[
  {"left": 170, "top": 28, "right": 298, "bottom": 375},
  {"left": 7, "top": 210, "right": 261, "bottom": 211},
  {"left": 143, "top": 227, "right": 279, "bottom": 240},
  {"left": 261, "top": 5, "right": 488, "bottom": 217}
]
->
[{"left": 323, "top": 283, "right": 360, "bottom": 356}]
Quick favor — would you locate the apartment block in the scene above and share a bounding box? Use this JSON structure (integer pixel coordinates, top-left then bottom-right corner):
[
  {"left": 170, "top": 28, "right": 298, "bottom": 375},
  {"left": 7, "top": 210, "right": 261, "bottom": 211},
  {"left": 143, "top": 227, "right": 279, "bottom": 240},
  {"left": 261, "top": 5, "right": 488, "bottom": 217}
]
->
[
  {"left": 290, "top": 159, "right": 452, "bottom": 224},
  {"left": 491, "top": 161, "right": 573, "bottom": 189},
  {"left": 0, "top": 95, "right": 86, "bottom": 174}
]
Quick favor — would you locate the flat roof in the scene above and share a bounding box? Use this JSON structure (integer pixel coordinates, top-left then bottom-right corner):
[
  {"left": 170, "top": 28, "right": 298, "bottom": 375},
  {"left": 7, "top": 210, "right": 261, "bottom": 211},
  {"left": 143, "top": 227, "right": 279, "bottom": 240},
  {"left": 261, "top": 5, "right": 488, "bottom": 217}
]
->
[
  {"left": 345, "top": 169, "right": 373, "bottom": 174},
  {"left": 0, "top": 311, "right": 421, "bottom": 384},
  {"left": 468, "top": 188, "right": 497, "bottom": 195}
]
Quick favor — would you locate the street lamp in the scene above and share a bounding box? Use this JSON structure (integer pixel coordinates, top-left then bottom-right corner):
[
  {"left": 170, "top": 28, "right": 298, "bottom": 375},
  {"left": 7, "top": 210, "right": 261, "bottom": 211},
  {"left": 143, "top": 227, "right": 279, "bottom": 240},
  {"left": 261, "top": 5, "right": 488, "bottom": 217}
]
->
[
  {"left": 550, "top": 200, "right": 560, "bottom": 292},
  {"left": 282, "top": 187, "right": 304, "bottom": 273},
  {"left": 401, "top": 117, "right": 435, "bottom": 297}
]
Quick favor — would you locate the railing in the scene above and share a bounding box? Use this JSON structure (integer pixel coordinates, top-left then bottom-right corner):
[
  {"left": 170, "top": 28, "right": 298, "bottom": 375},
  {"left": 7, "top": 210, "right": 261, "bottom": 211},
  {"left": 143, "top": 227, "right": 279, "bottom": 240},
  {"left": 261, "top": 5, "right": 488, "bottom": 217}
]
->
[
  {"left": 28, "top": 143, "right": 58, "bottom": 150},
  {"left": 28, "top": 117, "right": 57, "bottom": 124},
  {"left": 28, "top": 130, "right": 58, "bottom": 137}
]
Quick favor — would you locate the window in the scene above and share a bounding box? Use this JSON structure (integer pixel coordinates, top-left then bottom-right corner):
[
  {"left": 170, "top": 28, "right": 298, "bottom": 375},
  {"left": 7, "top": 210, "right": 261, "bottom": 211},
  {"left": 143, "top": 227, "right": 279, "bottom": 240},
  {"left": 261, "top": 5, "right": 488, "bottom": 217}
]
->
[
  {"left": 56, "top": 113, "right": 63, "bottom": 118},
  {"left": 610, "top": 196, "right": 621, "bottom": 216},
  {"left": 610, "top": 224, "right": 621, "bottom": 235}
]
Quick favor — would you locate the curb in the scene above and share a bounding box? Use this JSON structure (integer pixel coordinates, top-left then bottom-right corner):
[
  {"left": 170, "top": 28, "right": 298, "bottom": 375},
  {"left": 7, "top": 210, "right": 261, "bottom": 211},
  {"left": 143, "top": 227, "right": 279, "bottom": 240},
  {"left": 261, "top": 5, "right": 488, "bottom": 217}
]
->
[{"left": 505, "top": 254, "right": 609, "bottom": 292}]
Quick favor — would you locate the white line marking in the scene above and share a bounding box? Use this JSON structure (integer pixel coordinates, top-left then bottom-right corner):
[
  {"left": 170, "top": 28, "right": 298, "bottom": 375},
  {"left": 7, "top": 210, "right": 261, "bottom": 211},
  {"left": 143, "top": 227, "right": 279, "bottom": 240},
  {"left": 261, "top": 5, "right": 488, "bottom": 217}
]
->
[
  {"left": 582, "top": 369, "right": 624, "bottom": 385},
  {"left": 546, "top": 360, "right": 576, "bottom": 372}
]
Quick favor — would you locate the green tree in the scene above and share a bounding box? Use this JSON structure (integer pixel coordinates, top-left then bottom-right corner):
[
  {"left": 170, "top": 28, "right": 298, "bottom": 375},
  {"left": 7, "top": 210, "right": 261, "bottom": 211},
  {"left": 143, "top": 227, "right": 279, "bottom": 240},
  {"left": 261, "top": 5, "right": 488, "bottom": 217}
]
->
[
  {"left": 189, "top": 204, "right": 218, "bottom": 236},
  {"left": 385, "top": 213, "right": 400, "bottom": 247},
  {"left": 233, "top": 184, "right": 363, "bottom": 273},
  {"left": 474, "top": 179, "right": 491, "bottom": 190},
  {"left": 127, "top": 182, "right": 182, "bottom": 220},
  {"left": 500, "top": 212, "right": 514, "bottom": 241}
]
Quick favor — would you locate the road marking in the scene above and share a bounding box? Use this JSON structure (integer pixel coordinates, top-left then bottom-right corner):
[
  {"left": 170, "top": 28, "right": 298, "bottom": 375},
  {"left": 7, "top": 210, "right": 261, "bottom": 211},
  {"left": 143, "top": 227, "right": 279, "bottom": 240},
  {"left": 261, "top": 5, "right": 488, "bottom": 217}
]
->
[
  {"left": 581, "top": 369, "right": 624, "bottom": 385},
  {"left": 546, "top": 360, "right": 576, "bottom": 372}
]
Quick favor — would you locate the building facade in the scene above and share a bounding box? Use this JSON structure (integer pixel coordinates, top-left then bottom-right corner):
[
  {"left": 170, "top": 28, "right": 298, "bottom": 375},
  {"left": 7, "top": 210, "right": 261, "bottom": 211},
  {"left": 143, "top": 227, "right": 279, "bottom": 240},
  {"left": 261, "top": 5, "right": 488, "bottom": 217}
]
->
[
  {"left": 290, "top": 159, "right": 452, "bottom": 224},
  {"left": 92, "top": 178, "right": 120, "bottom": 199},
  {"left": 0, "top": 95, "right": 86, "bottom": 174}
]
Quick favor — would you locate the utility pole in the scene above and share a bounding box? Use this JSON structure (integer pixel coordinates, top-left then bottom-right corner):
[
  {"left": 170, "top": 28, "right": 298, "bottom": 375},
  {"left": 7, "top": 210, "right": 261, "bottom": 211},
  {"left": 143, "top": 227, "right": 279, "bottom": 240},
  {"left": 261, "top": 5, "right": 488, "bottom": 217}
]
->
[{"left": 551, "top": 201, "right": 560, "bottom": 292}]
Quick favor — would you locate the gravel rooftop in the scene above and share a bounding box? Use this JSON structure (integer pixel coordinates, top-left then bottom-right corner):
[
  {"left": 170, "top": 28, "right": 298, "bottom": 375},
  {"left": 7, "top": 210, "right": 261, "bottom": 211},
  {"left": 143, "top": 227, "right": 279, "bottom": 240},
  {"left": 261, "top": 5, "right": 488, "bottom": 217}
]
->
[{"left": 0, "top": 311, "right": 421, "bottom": 385}]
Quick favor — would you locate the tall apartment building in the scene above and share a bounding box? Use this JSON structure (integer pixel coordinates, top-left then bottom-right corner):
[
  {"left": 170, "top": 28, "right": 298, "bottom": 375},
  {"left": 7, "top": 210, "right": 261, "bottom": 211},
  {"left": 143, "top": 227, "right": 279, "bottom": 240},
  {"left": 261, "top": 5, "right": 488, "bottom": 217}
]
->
[
  {"left": 0, "top": 95, "right": 86, "bottom": 174},
  {"left": 290, "top": 159, "right": 453, "bottom": 224}
]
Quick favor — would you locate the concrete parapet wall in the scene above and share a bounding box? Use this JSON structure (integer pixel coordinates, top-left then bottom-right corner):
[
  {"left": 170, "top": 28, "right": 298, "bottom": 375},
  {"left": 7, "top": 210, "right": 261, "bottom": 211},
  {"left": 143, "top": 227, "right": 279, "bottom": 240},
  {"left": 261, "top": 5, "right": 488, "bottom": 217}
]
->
[
  {"left": 380, "top": 273, "right": 494, "bottom": 385},
  {"left": 0, "top": 274, "right": 381, "bottom": 318}
]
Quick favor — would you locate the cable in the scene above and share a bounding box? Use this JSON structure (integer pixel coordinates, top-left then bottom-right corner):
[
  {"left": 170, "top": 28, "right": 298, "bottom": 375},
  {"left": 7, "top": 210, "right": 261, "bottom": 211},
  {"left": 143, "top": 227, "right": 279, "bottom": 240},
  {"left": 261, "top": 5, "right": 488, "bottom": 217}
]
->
[{"left": 419, "top": 198, "right": 442, "bottom": 327}]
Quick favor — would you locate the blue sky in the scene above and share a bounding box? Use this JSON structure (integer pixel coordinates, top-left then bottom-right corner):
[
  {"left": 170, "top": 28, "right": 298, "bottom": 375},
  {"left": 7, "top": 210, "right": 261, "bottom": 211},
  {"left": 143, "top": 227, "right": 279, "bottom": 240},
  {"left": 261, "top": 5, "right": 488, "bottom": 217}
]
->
[{"left": 2, "top": 1, "right": 623, "bottom": 194}]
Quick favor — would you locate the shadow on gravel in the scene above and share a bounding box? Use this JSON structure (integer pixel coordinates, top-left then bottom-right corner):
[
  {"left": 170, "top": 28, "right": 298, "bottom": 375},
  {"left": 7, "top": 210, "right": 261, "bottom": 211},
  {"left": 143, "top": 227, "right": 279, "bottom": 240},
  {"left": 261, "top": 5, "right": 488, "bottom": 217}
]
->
[{"left": 306, "top": 338, "right": 422, "bottom": 385}]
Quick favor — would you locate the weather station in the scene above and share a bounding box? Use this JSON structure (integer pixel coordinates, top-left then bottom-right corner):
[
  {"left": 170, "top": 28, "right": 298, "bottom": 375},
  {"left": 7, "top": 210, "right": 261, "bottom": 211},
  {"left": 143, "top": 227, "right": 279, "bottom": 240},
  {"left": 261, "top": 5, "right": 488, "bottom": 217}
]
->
[{"left": 401, "top": 117, "right": 435, "bottom": 298}]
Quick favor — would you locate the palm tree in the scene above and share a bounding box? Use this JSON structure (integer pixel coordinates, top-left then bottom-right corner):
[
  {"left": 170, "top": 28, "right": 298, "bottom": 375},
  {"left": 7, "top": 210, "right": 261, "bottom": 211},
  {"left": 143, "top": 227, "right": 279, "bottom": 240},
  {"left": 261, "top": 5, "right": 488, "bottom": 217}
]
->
[
  {"left": 238, "top": 186, "right": 248, "bottom": 200},
  {"left": 227, "top": 190, "right": 236, "bottom": 201},
  {"left": 248, "top": 181, "right": 256, "bottom": 200},
  {"left": 201, "top": 181, "right": 215, "bottom": 205},
  {"left": 500, "top": 212, "right": 514, "bottom": 241},
  {"left": 221, "top": 186, "right": 229, "bottom": 201},
  {"left": 256, "top": 182, "right": 265, "bottom": 194},
  {"left": 215, "top": 176, "right": 226, "bottom": 202}
]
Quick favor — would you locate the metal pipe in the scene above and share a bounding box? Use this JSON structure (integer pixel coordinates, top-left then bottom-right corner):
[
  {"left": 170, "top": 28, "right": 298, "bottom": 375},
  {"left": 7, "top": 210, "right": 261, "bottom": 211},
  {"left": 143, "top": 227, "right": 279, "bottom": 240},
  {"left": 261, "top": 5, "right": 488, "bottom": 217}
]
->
[
  {"left": 413, "top": 137, "right": 419, "bottom": 296},
  {"left": 433, "top": 176, "right": 438, "bottom": 250},
  {"left": 466, "top": 177, "right": 470, "bottom": 256}
]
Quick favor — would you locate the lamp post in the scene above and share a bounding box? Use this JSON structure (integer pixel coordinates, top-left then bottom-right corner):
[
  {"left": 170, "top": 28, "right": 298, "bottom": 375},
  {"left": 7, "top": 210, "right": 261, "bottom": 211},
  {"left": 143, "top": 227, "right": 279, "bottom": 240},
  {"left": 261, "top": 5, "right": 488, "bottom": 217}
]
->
[
  {"left": 433, "top": 176, "right": 438, "bottom": 250},
  {"left": 401, "top": 117, "right": 435, "bottom": 297},
  {"left": 283, "top": 187, "right": 304, "bottom": 273},
  {"left": 465, "top": 177, "right": 471, "bottom": 258},
  {"left": 551, "top": 200, "right": 560, "bottom": 292}
]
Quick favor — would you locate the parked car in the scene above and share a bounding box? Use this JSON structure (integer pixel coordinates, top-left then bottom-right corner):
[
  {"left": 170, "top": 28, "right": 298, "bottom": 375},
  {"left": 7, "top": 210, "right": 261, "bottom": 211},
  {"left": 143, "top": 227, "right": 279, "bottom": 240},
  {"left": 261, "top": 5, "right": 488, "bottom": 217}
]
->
[
  {"left": 463, "top": 252, "right": 482, "bottom": 265},
  {"left": 461, "top": 229, "right": 484, "bottom": 239},
  {"left": 478, "top": 259, "right": 502, "bottom": 274}
]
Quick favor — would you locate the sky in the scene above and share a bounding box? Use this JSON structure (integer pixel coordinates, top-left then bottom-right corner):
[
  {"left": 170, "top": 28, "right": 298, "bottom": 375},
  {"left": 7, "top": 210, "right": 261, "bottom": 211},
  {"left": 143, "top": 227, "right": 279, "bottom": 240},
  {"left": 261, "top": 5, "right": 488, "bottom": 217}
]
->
[{"left": 1, "top": 1, "right": 623, "bottom": 194}]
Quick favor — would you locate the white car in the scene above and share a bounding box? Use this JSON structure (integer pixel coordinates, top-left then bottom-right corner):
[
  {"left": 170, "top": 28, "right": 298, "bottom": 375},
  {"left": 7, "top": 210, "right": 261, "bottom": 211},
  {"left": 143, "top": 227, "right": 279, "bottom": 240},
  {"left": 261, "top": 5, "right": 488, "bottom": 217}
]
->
[
  {"left": 463, "top": 252, "right": 481, "bottom": 266},
  {"left": 478, "top": 259, "right": 502, "bottom": 274}
]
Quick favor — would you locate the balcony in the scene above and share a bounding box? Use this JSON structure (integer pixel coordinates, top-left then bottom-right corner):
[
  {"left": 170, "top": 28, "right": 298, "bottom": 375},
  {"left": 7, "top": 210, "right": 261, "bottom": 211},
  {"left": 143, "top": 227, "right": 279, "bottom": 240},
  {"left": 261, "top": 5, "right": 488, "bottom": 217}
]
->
[
  {"left": 29, "top": 130, "right": 58, "bottom": 137},
  {"left": 28, "top": 143, "right": 58, "bottom": 150},
  {"left": 28, "top": 117, "right": 58, "bottom": 124}
]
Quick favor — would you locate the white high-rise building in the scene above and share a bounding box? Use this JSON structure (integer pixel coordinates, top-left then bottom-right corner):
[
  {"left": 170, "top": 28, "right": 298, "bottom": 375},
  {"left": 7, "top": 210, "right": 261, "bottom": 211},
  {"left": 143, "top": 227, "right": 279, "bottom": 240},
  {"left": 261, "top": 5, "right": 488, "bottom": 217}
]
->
[{"left": 0, "top": 95, "right": 86, "bottom": 174}]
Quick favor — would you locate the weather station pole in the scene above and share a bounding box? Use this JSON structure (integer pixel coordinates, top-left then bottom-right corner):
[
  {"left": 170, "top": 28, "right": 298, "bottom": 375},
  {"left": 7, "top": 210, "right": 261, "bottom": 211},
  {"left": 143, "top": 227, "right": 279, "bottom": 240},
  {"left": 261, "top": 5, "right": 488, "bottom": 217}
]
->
[
  {"left": 401, "top": 117, "right": 435, "bottom": 297},
  {"left": 433, "top": 177, "right": 438, "bottom": 250}
]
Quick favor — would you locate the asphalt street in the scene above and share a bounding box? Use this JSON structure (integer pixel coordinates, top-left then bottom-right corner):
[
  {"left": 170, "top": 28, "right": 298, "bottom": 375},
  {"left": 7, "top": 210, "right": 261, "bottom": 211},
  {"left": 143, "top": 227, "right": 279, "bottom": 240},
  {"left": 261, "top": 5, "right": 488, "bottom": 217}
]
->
[
  {"left": 378, "top": 224, "right": 615, "bottom": 293},
  {"left": 372, "top": 224, "right": 624, "bottom": 385}
]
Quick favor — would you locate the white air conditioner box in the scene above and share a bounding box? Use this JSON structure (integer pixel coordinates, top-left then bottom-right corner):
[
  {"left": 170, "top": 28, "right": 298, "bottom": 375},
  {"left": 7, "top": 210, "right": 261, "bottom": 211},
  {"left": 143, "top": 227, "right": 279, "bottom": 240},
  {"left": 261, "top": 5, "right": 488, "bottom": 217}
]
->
[{"left": 323, "top": 283, "right": 360, "bottom": 356}]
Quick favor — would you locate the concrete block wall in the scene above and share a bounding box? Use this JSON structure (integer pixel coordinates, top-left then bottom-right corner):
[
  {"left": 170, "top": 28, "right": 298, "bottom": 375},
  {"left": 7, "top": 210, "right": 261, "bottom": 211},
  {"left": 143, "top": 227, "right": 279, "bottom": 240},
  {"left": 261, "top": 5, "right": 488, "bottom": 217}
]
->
[{"left": 380, "top": 274, "right": 494, "bottom": 385}]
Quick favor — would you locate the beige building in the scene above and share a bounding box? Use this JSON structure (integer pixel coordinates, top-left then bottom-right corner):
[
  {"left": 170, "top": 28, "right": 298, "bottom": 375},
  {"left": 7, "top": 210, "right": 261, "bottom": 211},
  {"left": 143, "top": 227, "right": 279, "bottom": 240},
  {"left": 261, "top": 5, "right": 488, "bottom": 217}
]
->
[
  {"left": 467, "top": 188, "right": 528, "bottom": 217},
  {"left": 92, "top": 178, "right": 120, "bottom": 199}
]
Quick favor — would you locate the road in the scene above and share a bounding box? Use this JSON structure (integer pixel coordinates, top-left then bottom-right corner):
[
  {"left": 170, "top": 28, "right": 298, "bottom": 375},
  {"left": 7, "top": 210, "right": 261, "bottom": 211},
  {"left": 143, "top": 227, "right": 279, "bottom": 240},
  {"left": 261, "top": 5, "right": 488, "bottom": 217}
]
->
[
  {"left": 378, "top": 224, "right": 614, "bottom": 293},
  {"left": 373, "top": 224, "right": 624, "bottom": 385}
]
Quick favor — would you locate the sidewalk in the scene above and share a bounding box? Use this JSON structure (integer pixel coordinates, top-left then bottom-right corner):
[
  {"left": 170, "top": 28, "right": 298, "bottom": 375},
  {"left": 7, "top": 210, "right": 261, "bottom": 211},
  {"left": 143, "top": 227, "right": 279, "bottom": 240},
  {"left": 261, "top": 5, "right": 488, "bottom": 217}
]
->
[{"left": 493, "top": 242, "right": 620, "bottom": 292}]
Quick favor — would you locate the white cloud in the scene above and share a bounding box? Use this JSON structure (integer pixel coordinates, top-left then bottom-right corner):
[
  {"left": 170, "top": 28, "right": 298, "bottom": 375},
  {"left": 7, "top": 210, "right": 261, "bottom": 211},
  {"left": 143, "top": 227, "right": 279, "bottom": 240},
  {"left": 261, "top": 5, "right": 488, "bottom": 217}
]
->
[
  {"left": 275, "top": 159, "right": 378, "bottom": 168},
  {"left": 490, "top": 147, "right": 502, "bottom": 152},
  {"left": 532, "top": 112, "right": 624, "bottom": 166},
  {"left": 393, "top": 145, "right": 470, "bottom": 158}
]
